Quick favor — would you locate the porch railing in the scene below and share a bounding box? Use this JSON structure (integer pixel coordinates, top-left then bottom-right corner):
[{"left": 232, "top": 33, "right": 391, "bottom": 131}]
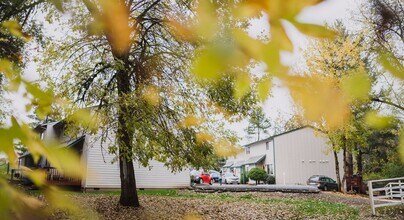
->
[{"left": 10, "top": 167, "right": 81, "bottom": 186}]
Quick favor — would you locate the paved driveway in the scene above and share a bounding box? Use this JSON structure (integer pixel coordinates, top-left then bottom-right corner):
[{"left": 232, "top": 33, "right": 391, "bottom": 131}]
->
[{"left": 194, "top": 184, "right": 320, "bottom": 193}]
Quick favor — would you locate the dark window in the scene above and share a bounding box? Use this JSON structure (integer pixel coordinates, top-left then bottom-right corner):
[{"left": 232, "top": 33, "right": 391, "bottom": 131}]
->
[
  {"left": 266, "top": 142, "right": 269, "bottom": 150},
  {"left": 246, "top": 147, "right": 250, "bottom": 154}
]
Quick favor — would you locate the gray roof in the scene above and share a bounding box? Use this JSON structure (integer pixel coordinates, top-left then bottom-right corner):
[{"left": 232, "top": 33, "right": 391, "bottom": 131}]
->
[
  {"left": 244, "top": 155, "right": 266, "bottom": 165},
  {"left": 19, "top": 135, "right": 86, "bottom": 159},
  {"left": 223, "top": 161, "right": 234, "bottom": 168},
  {"left": 231, "top": 161, "right": 245, "bottom": 167},
  {"left": 244, "top": 126, "right": 315, "bottom": 147}
]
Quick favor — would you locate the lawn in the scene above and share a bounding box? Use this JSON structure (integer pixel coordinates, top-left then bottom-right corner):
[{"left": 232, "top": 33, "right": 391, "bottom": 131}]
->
[{"left": 33, "top": 189, "right": 404, "bottom": 220}]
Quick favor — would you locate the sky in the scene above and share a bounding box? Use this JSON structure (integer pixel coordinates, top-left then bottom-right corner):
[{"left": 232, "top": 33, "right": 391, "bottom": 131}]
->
[
  {"left": 236, "top": 0, "right": 363, "bottom": 144},
  {"left": 8, "top": 0, "right": 363, "bottom": 144}
]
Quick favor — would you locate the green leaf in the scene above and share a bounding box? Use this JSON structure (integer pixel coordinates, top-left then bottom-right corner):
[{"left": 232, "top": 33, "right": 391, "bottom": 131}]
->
[
  {"left": 291, "top": 21, "right": 336, "bottom": 39},
  {"left": 49, "top": 0, "right": 64, "bottom": 12},
  {"left": 400, "top": 130, "right": 404, "bottom": 162},
  {"left": 378, "top": 52, "right": 404, "bottom": 80}
]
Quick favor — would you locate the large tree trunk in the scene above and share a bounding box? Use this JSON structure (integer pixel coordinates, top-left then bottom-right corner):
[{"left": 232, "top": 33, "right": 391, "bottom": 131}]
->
[
  {"left": 356, "top": 149, "right": 363, "bottom": 176},
  {"left": 342, "top": 148, "right": 347, "bottom": 193},
  {"left": 116, "top": 60, "right": 139, "bottom": 207},
  {"left": 345, "top": 151, "right": 354, "bottom": 192},
  {"left": 333, "top": 150, "right": 342, "bottom": 192}
]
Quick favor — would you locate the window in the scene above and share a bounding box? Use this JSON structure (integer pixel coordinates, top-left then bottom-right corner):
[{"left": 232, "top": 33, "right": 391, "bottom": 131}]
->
[
  {"left": 266, "top": 164, "right": 274, "bottom": 175},
  {"left": 266, "top": 142, "right": 269, "bottom": 150},
  {"left": 245, "top": 147, "right": 250, "bottom": 154}
]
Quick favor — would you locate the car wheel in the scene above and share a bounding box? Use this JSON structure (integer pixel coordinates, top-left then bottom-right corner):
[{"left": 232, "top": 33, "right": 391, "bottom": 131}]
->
[{"left": 324, "top": 185, "right": 328, "bottom": 191}]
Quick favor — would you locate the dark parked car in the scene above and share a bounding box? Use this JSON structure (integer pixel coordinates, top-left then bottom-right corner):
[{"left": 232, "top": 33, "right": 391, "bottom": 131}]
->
[
  {"left": 210, "top": 172, "right": 220, "bottom": 182},
  {"left": 307, "top": 175, "right": 338, "bottom": 191}
]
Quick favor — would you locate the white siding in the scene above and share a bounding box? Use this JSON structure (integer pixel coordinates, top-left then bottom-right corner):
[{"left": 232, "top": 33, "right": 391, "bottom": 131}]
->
[
  {"left": 83, "top": 135, "right": 190, "bottom": 189},
  {"left": 273, "top": 127, "right": 343, "bottom": 185}
]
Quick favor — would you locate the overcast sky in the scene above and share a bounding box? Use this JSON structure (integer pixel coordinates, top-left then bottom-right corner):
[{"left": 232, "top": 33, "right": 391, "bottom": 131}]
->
[
  {"left": 8, "top": 0, "right": 363, "bottom": 144},
  {"left": 237, "top": 0, "right": 363, "bottom": 144}
]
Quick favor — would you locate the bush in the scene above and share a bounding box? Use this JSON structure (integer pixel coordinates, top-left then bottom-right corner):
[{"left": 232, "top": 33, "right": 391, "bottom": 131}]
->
[
  {"left": 266, "top": 175, "right": 275, "bottom": 184},
  {"left": 247, "top": 168, "right": 267, "bottom": 184}
]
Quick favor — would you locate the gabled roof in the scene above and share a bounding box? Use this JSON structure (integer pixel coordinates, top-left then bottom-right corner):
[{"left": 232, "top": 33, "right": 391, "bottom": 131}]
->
[
  {"left": 244, "top": 154, "right": 266, "bottom": 165},
  {"left": 244, "top": 126, "right": 314, "bottom": 148},
  {"left": 223, "top": 161, "right": 234, "bottom": 168},
  {"left": 19, "top": 135, "right": 86, "bottom": 159},
  {"left": 231, "top": 161, "right": 245, "bottom": 168}
]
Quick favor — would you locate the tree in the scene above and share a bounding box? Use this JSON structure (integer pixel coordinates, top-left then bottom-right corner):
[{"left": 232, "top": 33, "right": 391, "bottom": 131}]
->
[
  {"left": 247, "top": 167, "right": 267, "bottom": 185},
  {"left": 40, "top": 0, "right": 251, "bottom": 207},
  {"left": 245, "top": 107, "right": 271, "bottom": 141},
  {"left": 359, "top": 0, "right": 404, "bottom": 113},
  {"left": 295, "top": 24, "right": 374, "bottom": 192}
]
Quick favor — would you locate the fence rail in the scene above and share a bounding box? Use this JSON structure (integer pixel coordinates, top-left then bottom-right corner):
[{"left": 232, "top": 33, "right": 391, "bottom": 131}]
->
[{"left": 368, "top": 177, "right": 404, "bottom": 215}]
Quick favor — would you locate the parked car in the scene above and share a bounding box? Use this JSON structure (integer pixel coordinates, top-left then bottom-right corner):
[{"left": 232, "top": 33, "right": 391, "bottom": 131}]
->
[
  {"left": 307, "top": 175, "right": 338, "bottom": 191},
  {"left": 224, "top": 173, "right": 239, "bottom": 184},
  {"left": 199, "top": 172, "right": 213, "bottom": 184},
  {"left": 210, "top": 172, "right": 220, "bottom": 182}
]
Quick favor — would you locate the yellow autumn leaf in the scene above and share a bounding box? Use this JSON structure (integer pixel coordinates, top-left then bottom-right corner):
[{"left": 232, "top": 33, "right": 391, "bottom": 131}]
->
[
  {"left": 2, "top": 20, "right": 31, "bottom": 42},
  {"left": 45, "top": 147, "right": 84, "bottom": 179},
  {"left": 232, "top": 29, "right": 266, "bottom": 60},
  {"left": 143, "top": 85, "right": 160, "bottom": 106},
  {"left": 67, "top": 108, "right": 102, "bottom": 132},
  {"left": 195, "top": 132, "right": 214, "bottom": 144},
  {"left": 286, "top": 75, "right": 350, "bottom": 129},
  {"left": 22, "top": 168, "right": 47, "bottom": 187},
  {"left": 399, "top": 130, "right": 404, "bottom": 162},
  {"left": 364, "top": 111, "right": 395, "bottom": 129},
  {"left": 257, "top": 76, "right": 272, "bottom": 102},
  {"left": 195, "top": 0, "right": 218, "bottom": 40},
  {"left": 213, "top": 139, "right": 241, "bottom": 157},
  {"left": 291, "top": 21, "right": 336, "bottom": 39},
  {"left": 99, "top": 0, "right": 132, "bottom": 54},
  {"left": 378, "top": 51, "right": 404, "bottom": 80},
  {"left": 49, "top": 0, "right": 64, "bottom": 12},
  {"left": 341, "top": 71, "right": 371, "bottom": 101},
  {"left": 180, "top": 115, "right": 204, "bottom": 128},
  {"left": 234, "top": 72, "right": 251, "bottom": 100},
  {"left": 0, "top": 59, "right": 15, "bottom": 78},
  {"left": 271, "top": 23, "right": 293, "bottom": 52},
  {"left": 192, "top": 47, "right": 225, "bottom": 81}
]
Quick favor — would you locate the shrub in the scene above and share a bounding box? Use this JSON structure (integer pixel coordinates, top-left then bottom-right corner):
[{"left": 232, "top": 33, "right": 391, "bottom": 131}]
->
[
  {"left": 266, "top": 175, "right": 275, "bottom": 184},
  {"left": 247, "top": 168, "right": 267, "bottom": 184}
]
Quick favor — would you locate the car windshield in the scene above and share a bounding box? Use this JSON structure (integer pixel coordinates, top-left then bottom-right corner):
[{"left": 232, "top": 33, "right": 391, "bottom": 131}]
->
[
  {"left": 225, "top": 173, "right": 234, "bottom": 177},
  {"left": 309, "top": 176, "right": 319, "bottom": 181}
]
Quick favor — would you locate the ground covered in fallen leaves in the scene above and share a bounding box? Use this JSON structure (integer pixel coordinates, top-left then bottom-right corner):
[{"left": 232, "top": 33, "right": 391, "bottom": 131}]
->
[{"left": 47, "top": 190, "right": 404, "bottom": 220}]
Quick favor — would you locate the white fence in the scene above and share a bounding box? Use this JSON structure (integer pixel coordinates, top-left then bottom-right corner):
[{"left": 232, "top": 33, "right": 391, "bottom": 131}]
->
[{"left": 368, "top": 177, "right": 404, "bottom": 215}]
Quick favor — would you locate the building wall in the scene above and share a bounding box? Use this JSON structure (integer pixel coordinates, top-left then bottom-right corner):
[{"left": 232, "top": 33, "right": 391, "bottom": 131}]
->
[
  {"left": 273, "top": 127, "right": 343, "bottom": 185},
  {"left": 83, "top": 134, "right": 190, "bottom": 189}
]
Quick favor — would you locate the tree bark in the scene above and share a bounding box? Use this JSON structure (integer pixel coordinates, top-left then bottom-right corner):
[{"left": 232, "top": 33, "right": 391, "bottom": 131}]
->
[
  {"left": 342, "top": 148, "right": 347, "bottom": 193},
  {"left": 116, "top": 58, "right": 139, "bottom": 207},
  {"left": 356, "top": 149, "right": 363, "bottom": 176},
  {"left": 346, "top": 151, "right": 354, "bottom": 192},
  {"left": 333, "top": 150, "right": 342, "bottom": 192}
]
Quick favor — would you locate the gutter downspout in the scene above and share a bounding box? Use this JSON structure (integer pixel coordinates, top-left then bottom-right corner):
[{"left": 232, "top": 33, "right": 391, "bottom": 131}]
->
[{"left": 272, "top": 138, "right": 276, "bottom": 179}]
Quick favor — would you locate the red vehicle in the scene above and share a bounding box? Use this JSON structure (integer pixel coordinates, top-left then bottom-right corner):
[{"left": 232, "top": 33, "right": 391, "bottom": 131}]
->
[{"left": 199, "top": 172, "right": 213, "bottom": 185}]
